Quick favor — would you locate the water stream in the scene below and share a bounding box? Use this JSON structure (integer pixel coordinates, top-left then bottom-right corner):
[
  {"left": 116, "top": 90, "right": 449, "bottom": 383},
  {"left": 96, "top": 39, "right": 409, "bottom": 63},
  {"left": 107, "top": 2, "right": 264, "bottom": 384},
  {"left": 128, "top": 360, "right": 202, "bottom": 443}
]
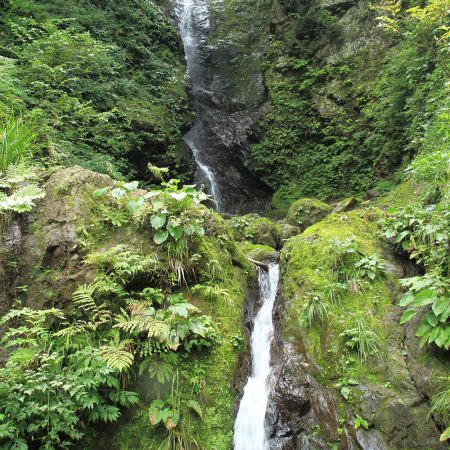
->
[
  {"left": 234, "top": 264, "right": 280, "bottom": 450},
  {"left": 174, "top": 0, "right": 222, "bottom": 210}
]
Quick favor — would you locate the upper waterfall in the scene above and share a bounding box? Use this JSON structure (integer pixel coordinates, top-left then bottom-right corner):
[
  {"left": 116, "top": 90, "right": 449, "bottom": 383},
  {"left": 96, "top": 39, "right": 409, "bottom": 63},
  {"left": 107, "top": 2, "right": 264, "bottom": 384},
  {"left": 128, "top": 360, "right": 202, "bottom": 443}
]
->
[
  {"left": 171, "top": 0, "right": 272, "bottom": 214},
  {"left": 173, "top": 0, "right": 222, "bottom": 210}
]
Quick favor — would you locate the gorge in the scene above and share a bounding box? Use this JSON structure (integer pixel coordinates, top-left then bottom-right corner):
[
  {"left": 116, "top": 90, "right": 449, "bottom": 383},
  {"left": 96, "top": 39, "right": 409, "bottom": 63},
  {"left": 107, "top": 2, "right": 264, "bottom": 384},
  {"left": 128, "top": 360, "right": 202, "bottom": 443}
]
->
[{"left": 0, "top": 0, "right": 448, "bottom": 449}]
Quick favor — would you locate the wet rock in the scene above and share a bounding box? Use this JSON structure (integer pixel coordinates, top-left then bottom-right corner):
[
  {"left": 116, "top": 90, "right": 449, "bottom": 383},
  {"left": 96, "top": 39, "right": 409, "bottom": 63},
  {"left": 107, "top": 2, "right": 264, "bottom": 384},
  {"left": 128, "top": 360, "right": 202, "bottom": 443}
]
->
[{"left": 267, "top": 344, "right": 341, "bottom": 450}]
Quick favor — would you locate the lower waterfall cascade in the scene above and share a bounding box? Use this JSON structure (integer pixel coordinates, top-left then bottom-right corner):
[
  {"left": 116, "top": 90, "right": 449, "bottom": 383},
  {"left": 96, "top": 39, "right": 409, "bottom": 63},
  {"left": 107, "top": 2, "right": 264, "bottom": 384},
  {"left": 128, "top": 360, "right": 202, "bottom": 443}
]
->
[{"left": 233, "top": 264, "right": 280, "bottom": 450}]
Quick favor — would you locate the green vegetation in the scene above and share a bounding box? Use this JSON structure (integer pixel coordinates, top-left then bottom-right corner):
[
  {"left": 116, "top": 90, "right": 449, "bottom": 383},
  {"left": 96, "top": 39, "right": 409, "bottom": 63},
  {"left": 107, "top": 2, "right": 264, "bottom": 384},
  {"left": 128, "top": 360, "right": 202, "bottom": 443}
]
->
[
  {"left": 236, "top": 0, "right": 450, "bottom": 204},
  {"left": 0, "top": 0, "right": 449, "bottom": 447},
  {"left": 0, "top": 0, "right": 191, "bottom": 180}
]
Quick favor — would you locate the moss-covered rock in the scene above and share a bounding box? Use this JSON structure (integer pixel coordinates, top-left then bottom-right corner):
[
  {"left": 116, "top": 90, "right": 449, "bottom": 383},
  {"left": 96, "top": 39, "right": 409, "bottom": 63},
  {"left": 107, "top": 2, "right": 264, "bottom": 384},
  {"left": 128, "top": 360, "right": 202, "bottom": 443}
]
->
[
  {"left": 228, "top": 214, "right": 283, "bottom": 249},
  {"left": 285, "top": 197, "right": 332, "bottom": 229},
  {"left": 271, "top": 209, "right": 446, "bottom": 448},
  {"left": 7, "top": 166, "right": 257, "bottom": 449},
  {"left": 240, "top": 242, "right": 278, "bottom": 263}
]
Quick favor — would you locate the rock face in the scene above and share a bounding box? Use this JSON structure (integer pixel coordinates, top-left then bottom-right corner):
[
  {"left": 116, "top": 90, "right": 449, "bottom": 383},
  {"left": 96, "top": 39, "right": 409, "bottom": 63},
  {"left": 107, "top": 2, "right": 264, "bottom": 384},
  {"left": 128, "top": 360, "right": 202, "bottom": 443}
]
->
[
  {"left": 172, "top": 0, "right": 272, "bottom": 214},
  {"left": 14, "top": 167, "right": 112, "bottom": 310},
  {"left": 267, "top": 209, "right": 448, "bottom": 449}
]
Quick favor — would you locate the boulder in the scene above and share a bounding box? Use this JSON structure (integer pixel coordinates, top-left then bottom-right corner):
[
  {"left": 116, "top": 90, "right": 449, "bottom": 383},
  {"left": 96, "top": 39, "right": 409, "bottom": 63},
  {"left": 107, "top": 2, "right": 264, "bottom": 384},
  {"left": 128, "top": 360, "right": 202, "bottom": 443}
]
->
[{"left": 285, "top": 198, "right": 332, "bottom": 229}]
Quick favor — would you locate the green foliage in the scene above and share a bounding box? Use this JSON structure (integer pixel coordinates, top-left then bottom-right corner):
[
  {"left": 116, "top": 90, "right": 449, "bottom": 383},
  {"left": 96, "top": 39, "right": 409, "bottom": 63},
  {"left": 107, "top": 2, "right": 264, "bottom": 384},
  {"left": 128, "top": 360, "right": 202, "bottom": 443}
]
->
[
  {"left": 94, "top": 178, "right": 209, "bottom": 285},
  {"left": 381, "top": 203, "right": 449, "bottom": 349},
  {"left": 0, "top": 0, "right": 190, "bottom": 179},
  {"left": 354, "top": 415, "right": 369, "bottom": 430},
  {"left": 244, "top": 0, "right": 449, "bottom": 201},
  {"left": 429, "top": 378, "right": 450, "bottom": 427},
  {"left": 340, "top": 317, "right": 383, "bottom": 362},
  {"left": 398, "top": 275, "right": 449, "bottom": 349},
  {"left": 335, "top": 376, "right": 359, "bottom": 402},
  {"left": 0, "top": 113, "right": 34, "bottom": 171},
  {"left": 0, "top": 162, "right": 45, "bottom": 214},
  {"left": 148, "top": 374, "right": 202, "bottom": 450},
  {"left": 355, "top": 255, "right": 385, "bottom": 280},
  {"left": 0, "top": 308, "right": 138, "bottom": 448}
]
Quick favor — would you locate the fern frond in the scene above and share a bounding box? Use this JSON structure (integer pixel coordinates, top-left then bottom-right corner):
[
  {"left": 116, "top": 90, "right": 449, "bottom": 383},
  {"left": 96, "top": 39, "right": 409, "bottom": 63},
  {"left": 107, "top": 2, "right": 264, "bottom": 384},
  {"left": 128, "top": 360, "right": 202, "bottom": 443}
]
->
[
  {"left": 0, "top": 183, "right": 45, "bottom": 212},
  {"left": 100, "top": 345, "right": 134, "bottom": 372}
]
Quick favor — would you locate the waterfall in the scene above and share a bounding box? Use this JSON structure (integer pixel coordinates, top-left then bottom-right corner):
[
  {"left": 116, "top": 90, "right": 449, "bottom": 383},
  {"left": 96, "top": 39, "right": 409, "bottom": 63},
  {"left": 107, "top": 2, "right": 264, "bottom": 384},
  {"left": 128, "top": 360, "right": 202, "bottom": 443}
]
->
[
  {"left": 174, "top": 0, "right": 222, "bottom": 210},
  {"left": 234, "top": 264, "right": 280, "bottom": 450}
]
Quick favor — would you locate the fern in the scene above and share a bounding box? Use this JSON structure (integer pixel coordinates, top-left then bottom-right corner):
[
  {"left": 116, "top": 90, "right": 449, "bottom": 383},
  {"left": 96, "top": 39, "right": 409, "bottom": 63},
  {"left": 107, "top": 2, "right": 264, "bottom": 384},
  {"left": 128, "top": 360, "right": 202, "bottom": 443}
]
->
[
  {"left": 0, "top": 183, "right": 45, "bottom": 212},
  {"left": 72, "top": 284, "right": 111, "bottom": 328},
  {"left": 100, "top": 344, "right": 134, "bottom": 373},
  {"left": 0, "top": 161, "right": 37, "bottom": 187},
  {"left": 114, "top": 305, "right": 170, "bottom": 339}
]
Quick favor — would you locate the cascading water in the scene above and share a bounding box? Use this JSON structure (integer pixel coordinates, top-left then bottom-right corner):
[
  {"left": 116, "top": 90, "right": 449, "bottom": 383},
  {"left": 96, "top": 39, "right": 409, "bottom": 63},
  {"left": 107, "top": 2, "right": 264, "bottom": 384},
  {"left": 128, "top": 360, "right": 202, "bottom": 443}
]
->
[
  {"left": 234, "top": 264, "right": 280, "bottom": 450},
  {"left": 173, "top": 0, "right": 222, "bottom": 210}
]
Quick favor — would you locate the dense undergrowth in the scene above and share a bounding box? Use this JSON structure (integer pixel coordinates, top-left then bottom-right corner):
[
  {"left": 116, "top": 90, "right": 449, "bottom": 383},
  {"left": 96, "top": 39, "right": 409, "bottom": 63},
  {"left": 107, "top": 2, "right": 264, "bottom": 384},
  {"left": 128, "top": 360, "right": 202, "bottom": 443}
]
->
[
  {"left": 0, "top": 0, "right": 192, "bottom": 181},
  {"left": 235, "top": 0, "right": 449, "bottom": 208}
]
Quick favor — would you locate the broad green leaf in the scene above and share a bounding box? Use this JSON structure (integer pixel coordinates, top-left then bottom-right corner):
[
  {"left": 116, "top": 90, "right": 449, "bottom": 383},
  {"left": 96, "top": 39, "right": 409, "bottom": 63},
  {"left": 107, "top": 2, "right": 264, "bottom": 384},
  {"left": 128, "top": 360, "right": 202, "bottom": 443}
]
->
[
  {"left": 415, "top": 320, "right": 432, "bottom": 337},
  {"left": 126, "top": 197, "right": 144, "bottom": 215},
  {"left": 426, "top": 312, "right": 438, "bottom": 327},
  {"left": 401, "top": 240, "right": 411, "bottom": 251},
  {"left": 123, "top": 181, "right": 138, "bottom": 191},
  {"left": 399, "top": 291, "right": 415, "bottom": 307},
  {"left": 340, "top": 386, "right": 350, "bottom": 400},
  {"left": 394, "top": 230, "right": 410, "bottom": 242},
  {"left": 414, "top": 289, "right": 437, "bottom": 307},
  {"left": 169, "top": 303, "right": 196, "bottom": 318},
  {"left": 188, "top": 318, "right": 206, "bottom": 337},
  {"left": 169, "top": 192, "right": 187, "bottom": 201},
  {"left": 432, "top": 297, "right": 449, "bottom": 316},
  {"left": 435, "top": 326, "right": 448, "bottom": 348},
  {"left": 93, "top": 187, "right": 109, "bottom": 198},
  {"left": 168, "top": 225, "right": 183, "bottom": 241},
  {"left": 154, "top": 229, "right": 169, "bottom": 245},
  {"left": 150, "top": 214, "right": 166, "bottom": 230},
  {"left": 400, "top": 309, "right": 417, "bottom": 324},
  {"left": 111, "top": 188, "right": 126, "bottom": 198}
]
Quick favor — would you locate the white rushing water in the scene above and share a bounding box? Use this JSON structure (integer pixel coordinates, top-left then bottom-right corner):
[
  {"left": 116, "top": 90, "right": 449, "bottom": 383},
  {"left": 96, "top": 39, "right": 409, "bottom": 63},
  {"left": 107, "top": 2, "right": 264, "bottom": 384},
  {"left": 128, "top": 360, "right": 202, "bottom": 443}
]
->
[
  {"left": 234, "top": 264, "right": 280, "bottom": 450},
  {"left": 174, "top": 0, "right": 222, "bottom": 210}
]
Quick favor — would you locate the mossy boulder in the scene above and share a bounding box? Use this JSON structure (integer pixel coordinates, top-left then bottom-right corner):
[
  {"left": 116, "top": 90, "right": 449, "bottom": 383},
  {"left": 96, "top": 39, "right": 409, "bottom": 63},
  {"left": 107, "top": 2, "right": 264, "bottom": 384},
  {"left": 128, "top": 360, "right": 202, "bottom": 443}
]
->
[
  {"left": 228, "top": 214, "right": 282, "bottom": 249},
  {"left": 246, "top": 217, "right": 282, "bottom": 248},
  {"left": 285, "top": 197, "right": 332, "bottom": 229},
  {"left": 272, "top": 209, "right": 445, "bottom": 448},
  {"left": 240, "top": 242, "right": 278, "bottom": 263},
  {"left": 7, "top": 166, "right": 257, "bottom": 450}
]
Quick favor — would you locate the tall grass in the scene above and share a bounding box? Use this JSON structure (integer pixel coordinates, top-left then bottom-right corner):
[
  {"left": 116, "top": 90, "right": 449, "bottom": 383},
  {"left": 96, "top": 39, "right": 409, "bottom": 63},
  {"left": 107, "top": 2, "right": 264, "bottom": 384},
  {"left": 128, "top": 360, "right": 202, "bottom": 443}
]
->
[{"left": 0, "top": 114, "right": 35, "bottom": 172}]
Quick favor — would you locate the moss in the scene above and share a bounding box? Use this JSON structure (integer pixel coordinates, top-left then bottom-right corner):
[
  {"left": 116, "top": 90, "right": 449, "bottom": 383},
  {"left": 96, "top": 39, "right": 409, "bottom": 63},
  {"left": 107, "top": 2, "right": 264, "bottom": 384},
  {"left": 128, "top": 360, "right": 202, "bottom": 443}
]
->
[
  {"left": 245, "top": 217, "right": 282, "bottom": 249},
  {"left": 80, "top": 205, "right": 254, "bottom": 449},
  {"left": 281, "top": 209, "right": 393, "bottom": 384},
  {"left": 285, "top": 197, "right": 332, "bottom": 229},
  {"left": 374, "top": 178, "right": 426, "bottom": 209},
  {"left": 240, "top": 242, "right": 278, "bottom": 263},
  {"left": 227, "top": 214, "right": 283, "bottom": 249}
]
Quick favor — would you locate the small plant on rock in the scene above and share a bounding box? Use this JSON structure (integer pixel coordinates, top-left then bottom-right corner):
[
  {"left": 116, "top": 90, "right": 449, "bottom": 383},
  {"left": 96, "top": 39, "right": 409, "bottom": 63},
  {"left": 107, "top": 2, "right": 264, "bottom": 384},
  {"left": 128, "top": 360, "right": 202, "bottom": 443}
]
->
[
  {"left": 299, "top": 293, "right": 329, "bottom": 327},
  {"left": 355, "top": 255, "right": 385, "bottom": 280},
  {"left": 340, "top": 317, "right": 383, "bottom": 362}
]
